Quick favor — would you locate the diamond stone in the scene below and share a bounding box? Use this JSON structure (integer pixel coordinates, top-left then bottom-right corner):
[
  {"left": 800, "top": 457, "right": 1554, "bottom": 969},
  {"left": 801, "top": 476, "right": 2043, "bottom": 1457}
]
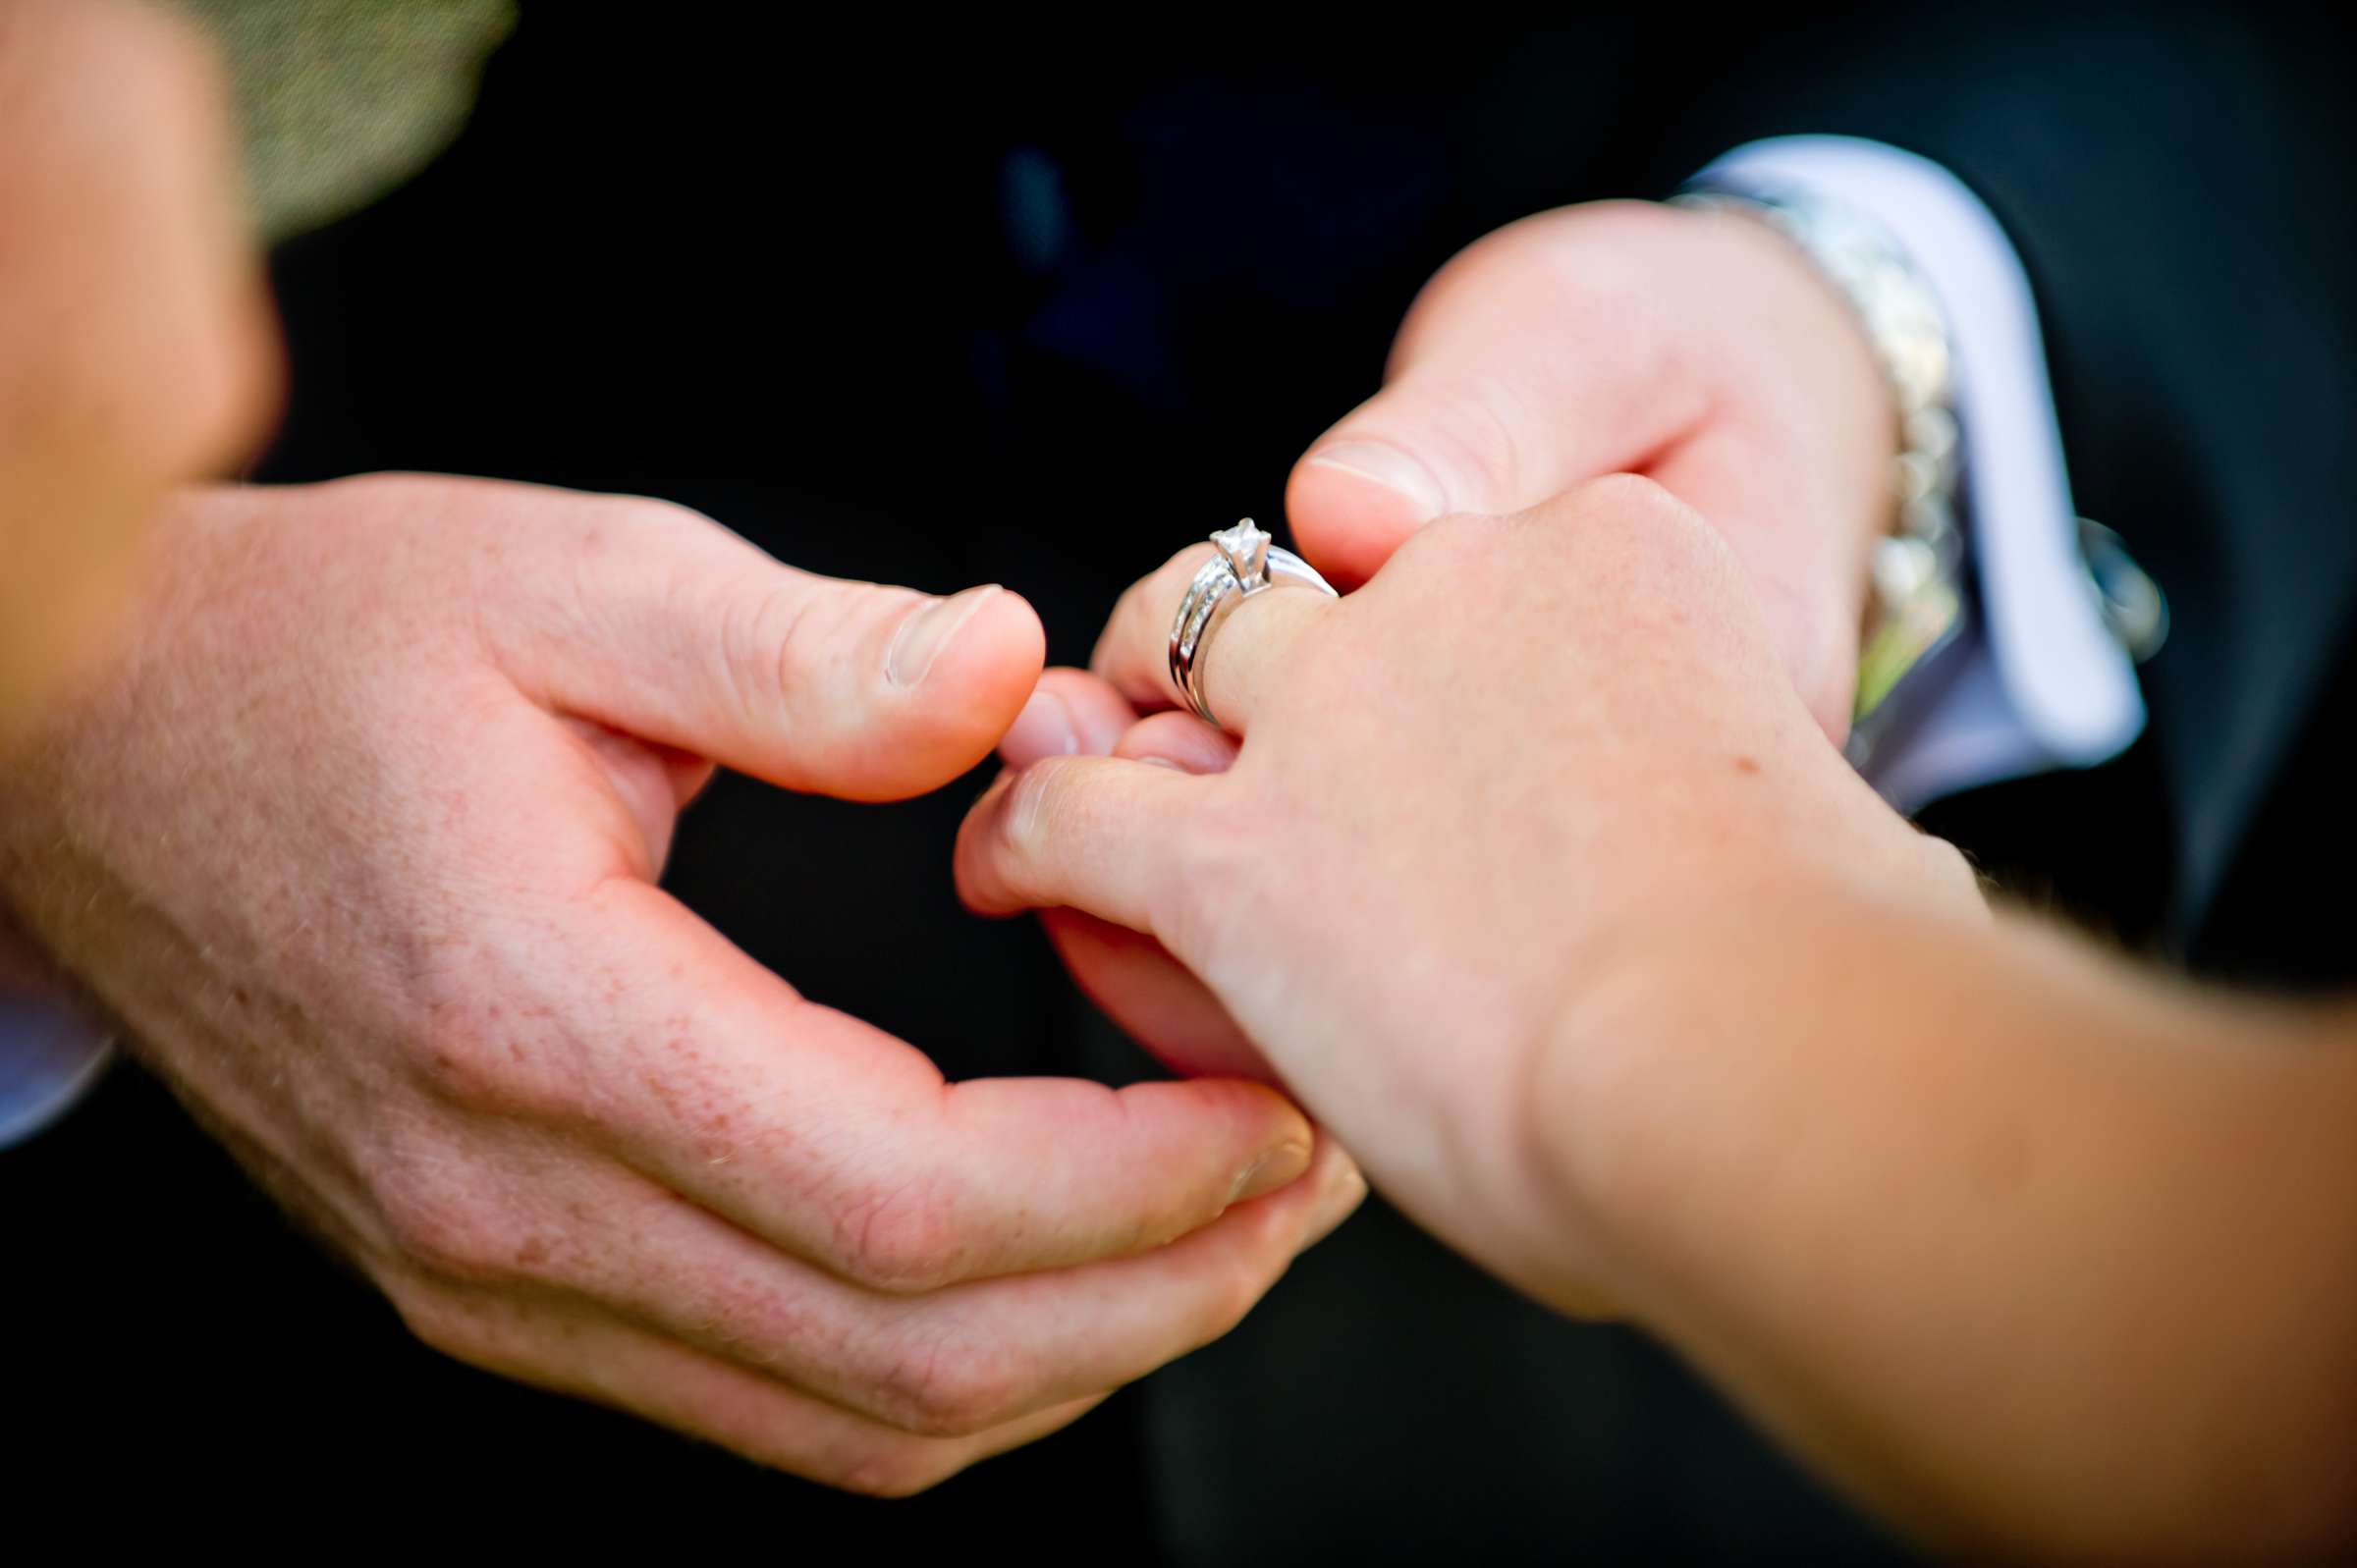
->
[{"left": 1211, "top": 517, "right": 1271, "bottom": 583}]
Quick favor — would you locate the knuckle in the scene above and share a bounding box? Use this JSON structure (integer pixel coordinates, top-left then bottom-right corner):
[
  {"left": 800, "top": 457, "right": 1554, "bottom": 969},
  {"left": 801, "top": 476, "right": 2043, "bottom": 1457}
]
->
[
  {"left": 870, "top": 1331, "right": 1033, "bottom": 1438},
  {"left": 829, "top": 1173, "right": 967, "bottom": 1295},
  {"left": 730, "top": 574, "right": 928, "bottom": 738},
  {"left": 408, "top": 1022, "right": 509, "bottom": 1107},
  {"left": 371, "top": 1155, "right": 521, "bottom": 1284},
  {"left": 719, "top": 577, "right": 820, "bottom": 730},
  {"left": 407, "top": 961, "right": 586, "bottom": 1124},
  {"left": 409, "top": 1019, "right": 576, "bottom": 1123}
]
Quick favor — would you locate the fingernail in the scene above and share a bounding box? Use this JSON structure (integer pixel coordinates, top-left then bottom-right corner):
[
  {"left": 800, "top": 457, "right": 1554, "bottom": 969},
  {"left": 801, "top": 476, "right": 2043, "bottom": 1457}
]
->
[
  {"left": 1302, "top": 1160, "right": 1369, "bottom": 1248},
  {"left": 887, "top": 584, "right": 1002, "bottom": 689},
  {"left": 1229, "top": 1140, "right": 1313, "bottom": 1205},
  {"left": 1001, "top": 688, "right": 1076, "bottom": 765},
  {"left": 1305, "top": 439, "right": 1450, "bottom": 520}
]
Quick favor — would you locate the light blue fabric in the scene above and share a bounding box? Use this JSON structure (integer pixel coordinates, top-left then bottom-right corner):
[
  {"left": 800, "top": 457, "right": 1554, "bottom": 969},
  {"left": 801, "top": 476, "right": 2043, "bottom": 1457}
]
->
[{"left": 0, "top": 994, "right": 112, "bottom": 1148}]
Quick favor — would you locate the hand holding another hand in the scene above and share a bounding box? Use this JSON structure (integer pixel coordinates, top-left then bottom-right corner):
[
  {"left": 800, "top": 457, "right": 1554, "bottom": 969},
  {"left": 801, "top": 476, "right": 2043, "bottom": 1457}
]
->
[
  {"left": 962, "top": 476, "right": 1982, "bottom": 1315},
  {"left": 963, "top": 194, "right": 1946, "bottom": 1303}
]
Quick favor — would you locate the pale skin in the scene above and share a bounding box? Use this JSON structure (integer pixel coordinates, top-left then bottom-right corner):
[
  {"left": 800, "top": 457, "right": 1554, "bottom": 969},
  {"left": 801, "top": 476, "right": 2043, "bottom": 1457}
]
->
[
  {"left": 963, "top": 223, "right": 2357, "bottom": 1556},
  {"left": 0, "top": 476, "right": 1362, "bottom": 1492},
  {"left": 24, "top": 25, "right": 2342, "bottom": 1534}
]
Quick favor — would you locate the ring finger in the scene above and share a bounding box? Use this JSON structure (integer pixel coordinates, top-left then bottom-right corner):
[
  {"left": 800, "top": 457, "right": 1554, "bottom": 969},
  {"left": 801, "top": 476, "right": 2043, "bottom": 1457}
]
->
[{"left": 1091, "top": 542, "right": 1335, "bottom": 736}]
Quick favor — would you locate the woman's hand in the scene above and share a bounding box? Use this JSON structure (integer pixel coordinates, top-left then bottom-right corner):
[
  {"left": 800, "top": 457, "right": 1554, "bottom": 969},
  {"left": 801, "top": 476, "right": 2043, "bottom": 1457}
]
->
[
  {"left": 970, "top": 482, "right": 2357, "bottom": 1558},
  {"left": 959, "top": 476, "right": 1981, "bottom": 1312}
]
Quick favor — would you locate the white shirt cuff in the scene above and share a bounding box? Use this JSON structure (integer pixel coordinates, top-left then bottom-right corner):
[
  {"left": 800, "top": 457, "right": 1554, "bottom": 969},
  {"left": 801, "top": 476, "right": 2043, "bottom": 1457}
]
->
[
  {"left": 1694, "top": 135, "right": 2145, "bottom": 814},
  {"left": 0, "top": 992, "right": 113, "bottom": 1148}
]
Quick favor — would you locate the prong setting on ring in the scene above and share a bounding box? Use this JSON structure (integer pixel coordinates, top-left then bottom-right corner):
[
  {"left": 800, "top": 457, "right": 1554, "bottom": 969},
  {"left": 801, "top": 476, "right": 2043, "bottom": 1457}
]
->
[
  {"left": 1210, "top": 517, "right": 1274, "bottom": 589},
  {"left": 1167, "top": 517, "right": 1338, "bottom": 732}
]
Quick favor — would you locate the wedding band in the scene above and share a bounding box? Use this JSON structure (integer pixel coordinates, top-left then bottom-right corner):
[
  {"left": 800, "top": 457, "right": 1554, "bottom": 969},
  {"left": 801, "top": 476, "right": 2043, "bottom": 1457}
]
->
[{"left": 1167, "top": 517, "right": 1337, "bottom": 730}]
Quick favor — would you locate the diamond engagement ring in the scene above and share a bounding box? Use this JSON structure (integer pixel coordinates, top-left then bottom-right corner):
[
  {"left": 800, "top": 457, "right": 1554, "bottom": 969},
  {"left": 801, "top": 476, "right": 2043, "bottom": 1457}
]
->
[{"left": 1167, "top": 518, "right": 1337, "bottom": 730}]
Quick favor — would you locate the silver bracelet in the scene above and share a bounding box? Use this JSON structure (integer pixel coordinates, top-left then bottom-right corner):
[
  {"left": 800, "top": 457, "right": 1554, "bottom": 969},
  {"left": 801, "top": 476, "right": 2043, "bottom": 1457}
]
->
[{"left": 1670, "top": 185, "right": 1967, "bottom": 765}]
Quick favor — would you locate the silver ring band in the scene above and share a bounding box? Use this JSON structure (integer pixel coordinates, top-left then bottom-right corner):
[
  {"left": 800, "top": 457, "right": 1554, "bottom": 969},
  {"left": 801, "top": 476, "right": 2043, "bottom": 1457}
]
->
[{"left": 1168, "top": 518, "right": 1336, "bottom": 730}]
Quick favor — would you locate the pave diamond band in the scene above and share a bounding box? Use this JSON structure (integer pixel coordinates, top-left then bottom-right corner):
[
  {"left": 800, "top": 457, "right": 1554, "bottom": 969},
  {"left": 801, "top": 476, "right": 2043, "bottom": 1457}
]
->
[{"left": 1168, "top": 518, "right": 1336, "bottom": 731}]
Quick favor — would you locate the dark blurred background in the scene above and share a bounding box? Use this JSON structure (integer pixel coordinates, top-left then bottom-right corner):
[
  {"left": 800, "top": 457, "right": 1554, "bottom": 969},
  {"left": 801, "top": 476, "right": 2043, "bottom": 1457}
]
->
[{"left": 9, "top": 3, "right": 2353, "bottom": 1558}]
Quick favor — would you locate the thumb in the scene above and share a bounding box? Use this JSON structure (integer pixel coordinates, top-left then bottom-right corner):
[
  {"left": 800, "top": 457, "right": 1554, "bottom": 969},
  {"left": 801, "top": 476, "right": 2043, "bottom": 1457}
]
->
[
  {"left": 1285, "top": 204, "right": 1700, "bottom": 585},
  {"left": 518, "top": 493, "right": 1045, "bottom": 802}
]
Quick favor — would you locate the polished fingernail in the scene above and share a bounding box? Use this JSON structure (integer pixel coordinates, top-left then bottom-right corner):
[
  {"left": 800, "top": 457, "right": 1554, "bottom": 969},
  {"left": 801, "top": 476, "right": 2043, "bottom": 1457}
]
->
[
  {"left": 1230, "top": 1140, "right": 1313, "bottom": 1205},
  {"left": 1001, "top": 688, "right": 1077, "bottom": 765},
  {"left": 887, "top": 584, "right": 1002, "bottom": 689},
  {"left": 1305, "top": 439, "right": 1450, "bottom": 520}
]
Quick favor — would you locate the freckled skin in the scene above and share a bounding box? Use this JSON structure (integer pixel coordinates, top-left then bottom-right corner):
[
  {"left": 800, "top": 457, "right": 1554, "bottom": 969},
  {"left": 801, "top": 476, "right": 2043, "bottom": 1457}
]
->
[{"left": 0, "top": 473, "right": 1354, "bottom": 1492}]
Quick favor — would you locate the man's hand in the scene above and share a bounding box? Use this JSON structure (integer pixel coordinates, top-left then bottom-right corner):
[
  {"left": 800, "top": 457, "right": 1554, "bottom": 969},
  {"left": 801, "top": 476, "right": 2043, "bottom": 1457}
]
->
[
  {"left": 1287, "top": 199, "right": 1894, "bottom": 740},
  {"left": 0, "top": 475, "right": 1359, "bottom": 1493}
]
